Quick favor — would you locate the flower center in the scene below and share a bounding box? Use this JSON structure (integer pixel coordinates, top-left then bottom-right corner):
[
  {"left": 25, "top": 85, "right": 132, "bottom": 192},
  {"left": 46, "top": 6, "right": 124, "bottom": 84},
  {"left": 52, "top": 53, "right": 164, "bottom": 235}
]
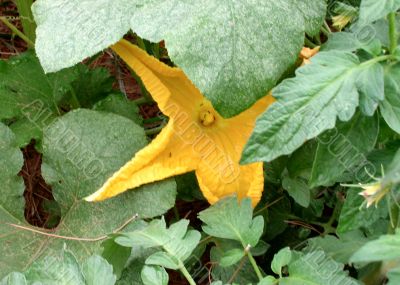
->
[{"left": 199, "top": 110, "right": 216, "bottom": 127}]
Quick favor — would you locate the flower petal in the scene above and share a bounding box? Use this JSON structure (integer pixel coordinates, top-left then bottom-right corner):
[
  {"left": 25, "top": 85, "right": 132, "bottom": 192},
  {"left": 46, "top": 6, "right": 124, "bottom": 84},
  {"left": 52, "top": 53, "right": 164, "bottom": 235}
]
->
[
  {"left": 111, "top": 40, "right": 203, "bottom": 117},
  {"left": 85, "top": 121, "right": 199, "bottom": 202},
  {"left": 195, "top": 160, "right": 264, "bottom": 207}
]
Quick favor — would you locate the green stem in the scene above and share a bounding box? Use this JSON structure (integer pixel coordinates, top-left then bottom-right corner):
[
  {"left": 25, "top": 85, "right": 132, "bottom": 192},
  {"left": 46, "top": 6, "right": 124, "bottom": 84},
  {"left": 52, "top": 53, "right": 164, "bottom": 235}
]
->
[
  {"left": 68, "top": 86, "right": 81, "bottom": 109},
  {"left": 247, "top": 251, "right": 263, "bottom": 281},
  {"left": 388, "top": 197, "right": 400, "bottom": 234},
  {"left": 0, "top": 16, "right": 34, "bottom": 47},
  {"left": 360, "top": 55, "right": 394, "bottom": 68},
  {"left": 180, "top": 265, "right": 197, "bottom": 285},
  {"left": 143, "top": 117, "right": 164, "bottom": 124},
  {"left": 15, "top": 0, "right": 36, "bottom": 42},
  {"left": 388, "top": 12, "right": 398, "bottom": 55},
  {"left": 304, "top": 37, "right": 317, "bottom": 48},
  {"left": 145, "top": 124, "right": 165, "bottom": 136},
  {"left": 133, "top": 97, "right": 149, "bottom": 105}
]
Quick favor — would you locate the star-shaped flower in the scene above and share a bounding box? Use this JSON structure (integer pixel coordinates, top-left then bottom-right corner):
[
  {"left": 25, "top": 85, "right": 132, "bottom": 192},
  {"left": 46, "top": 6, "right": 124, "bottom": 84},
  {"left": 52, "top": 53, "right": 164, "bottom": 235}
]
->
[
  {"left": 359, "top": 182, "right": 390, "bottom": 208},
  {"left": 85, "top": 39, "right": 275, "bottom": 207}
]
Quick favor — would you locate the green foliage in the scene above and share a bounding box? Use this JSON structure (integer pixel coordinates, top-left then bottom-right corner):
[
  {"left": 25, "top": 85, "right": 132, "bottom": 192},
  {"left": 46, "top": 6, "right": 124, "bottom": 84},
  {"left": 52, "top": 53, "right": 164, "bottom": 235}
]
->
[
  {"left": 141, "top": 265, "right": 169, "bottom": 285},
  {"left": 32, "top": 0, "right": 326, "bottom": 117},
  {"left": 310, "top": 112, "right": 379, "bottom": 187},
  {"left": 359, "top": 0, "right": 400, "bottom": 24},
  {"left": 381, "top": 64, "right": 400, "bottom": 134},
  {"left": 2, "top": 0, "right": 400, "bottom": 284},
  {"left": 0, "top": 51, "right": 131, "bottom": 148},
  {"left": 1, "top": 249, "right": 116, "bottom": 285},
  {"left": 199, "top": 197, "right": 264, "bottom": 247},
  {"left": 242, "top": 51, "right": 386, "bottom": 163},
  {"left": 0, "top": 110, "right": 176, "bottom": 278},
  {"left": 350, "top": 230, "right": 400, "bottom": 263},
  {"left": 337, "top": 189, "right": 388, "bottom": 234}
]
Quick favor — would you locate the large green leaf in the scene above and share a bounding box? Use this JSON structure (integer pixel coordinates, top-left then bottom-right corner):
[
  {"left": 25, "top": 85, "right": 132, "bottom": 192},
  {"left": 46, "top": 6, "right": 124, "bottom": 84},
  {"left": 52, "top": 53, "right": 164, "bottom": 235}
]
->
[
  {"left": 383, "top": 148, "right": 400, "bottom": 187},
  {"left": 350, "top": 230, "right": 400, "bottom": 263},
  {"left": 32, "top": 0, "right": 326, "bottom": 117},
  {"left": 3, "top": 250, "right": 116, "bottom": 285},
  {"left": 0, "top": 51, "right": 76, "bottom": 147},
  {"left": 32, "top": 0, "right": 136, "bottom": 73},
  {"left": 129, "top": 0, "right": 326, "bottom": 117},
  {"left": 242, "top": 51, "right": 385, "bottom": 163},
  {"left": 380, "top": 64, "right": 400, "bottom": 134},
  {"left": 0, "top": 51, "right": 119, "bottom": 148},
  {"left": 279, "top": 250, "right": 359, "bottom": 285},
  {"left": 0, "top": 123, "right": 26, "bottom": 276},
  {"left": 305, "top": 231, "right": 369, "bottom": 264},
  {"left": 0, "top": 110, "right": 176, "bottom": 278},
  {"left": 309, "top": 112, "right": 379, "bottom": 187},
  {"left": 359, "top": 0, "right": 400, "bottom": 24}
]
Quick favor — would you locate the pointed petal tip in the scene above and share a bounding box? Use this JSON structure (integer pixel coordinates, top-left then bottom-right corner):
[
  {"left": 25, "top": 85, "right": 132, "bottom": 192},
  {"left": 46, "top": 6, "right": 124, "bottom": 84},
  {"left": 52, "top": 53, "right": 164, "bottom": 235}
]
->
[{"left": 84, "top": 191, "right": 100, "bottom": 202}]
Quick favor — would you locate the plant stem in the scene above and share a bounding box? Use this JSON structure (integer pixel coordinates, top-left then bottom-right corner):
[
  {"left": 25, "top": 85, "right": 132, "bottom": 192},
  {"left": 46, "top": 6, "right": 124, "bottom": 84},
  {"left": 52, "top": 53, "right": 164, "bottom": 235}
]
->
[
  {"left": 388, "top": 12, "right": 398, "bottom": 55},
  {"left": 15, "top": 0, "right": 36, "bottom": 42},
  {"left": 68, "top": 86, "right": 81, "bottom": 109},
  {"left": 145, "top": 124, "right": 165, "bottom": 136},
  {"left": 304, "top": 37, "right": 317, "bottom": 48},
  {"left": 180, "top": 265, "right": 197, "bottom": 285},
  {"left": 247, "top": 251, "right": 263, "bottom": 281},
  {"left": 388, "top": 197, "right": 400, "bottom": 234},
  {"left": 133, "top": 97, "right": 149, "bottom": 105},
  {"left": 0, "top": 16, "right": 34, "bottom": 47}
]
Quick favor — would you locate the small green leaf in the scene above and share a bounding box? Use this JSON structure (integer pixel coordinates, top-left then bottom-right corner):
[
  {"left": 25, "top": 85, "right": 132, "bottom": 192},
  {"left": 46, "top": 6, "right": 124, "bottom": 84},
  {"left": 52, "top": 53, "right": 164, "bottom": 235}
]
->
[
  {"left": 116, "top": 218, "right": 200, "bottom": 270},
  {"left": 116, "top": 247, "right": 156, "bottom": 285},
  {"left": 69, "top": 65, "right": 114, "bottom": 108},
  {"left": 350, "top": 231, "right": 400, "bottom": 263},
  {"left": 82, "top": 255, "right": 117, "bottom": 285},
  {"left": 199, "top": 197, "right": 264, "bottom": 247},
  {"left": 141, "top": 266, "right": 169, "bottom": 285},
  {"left": 145, "top": 252, "right": 180, "bottom": 270},
  {"left": 242, "top": 51, "right": 385, "bottom": 163},
  {"left": 210, "top": 243, "right": 259, "bottom": 284},
  {"left": 359, "top": 0, "right": 400, "bottom": 24},
  {"left": 258, "top": 276, "right": 278, "bottom": 285},
  {"left": 282, "top": 175, "right": 311, "bottom": 208},
  {"left": 380, "top": 64, "right": 400, "bottom": 134},
  {"left": 101, "top": 238, "right": 132, "bottom": 279},
  {"left": 271, "top": 247, "right": 292, "bottom": 277},
  {"left": 219, "top": 248, "right": 245, "bottom": 268},
  {"left": 93, "top": 93, "right": 142, "bottom": 125}
]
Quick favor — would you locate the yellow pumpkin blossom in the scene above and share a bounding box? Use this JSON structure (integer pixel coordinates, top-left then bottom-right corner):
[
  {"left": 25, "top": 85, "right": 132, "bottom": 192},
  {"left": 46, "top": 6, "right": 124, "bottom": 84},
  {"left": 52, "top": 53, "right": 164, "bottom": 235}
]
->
[{"left": 85, "top": 39, "right": 275, "bottom": 207}]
